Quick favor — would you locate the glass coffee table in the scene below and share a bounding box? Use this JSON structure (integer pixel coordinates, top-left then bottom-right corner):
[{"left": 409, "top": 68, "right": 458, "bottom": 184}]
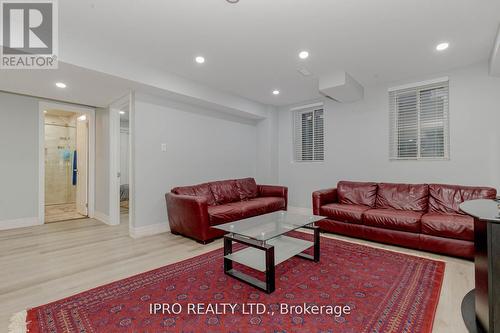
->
[{"left": 213, "top": 211, "right": 325, "bottom": 293}]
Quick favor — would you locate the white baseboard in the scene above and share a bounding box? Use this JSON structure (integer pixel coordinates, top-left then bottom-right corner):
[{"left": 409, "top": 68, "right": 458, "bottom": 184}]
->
[
  {"left": 93, "top": 211, "right": 111, "bottom": 225},
  {"left": 0, "top": 217, "right": 41, "bottom": 231},
  {"left": 288, "top": 206, "right": 313, "bottom": 214},
  {"left": 127, "top": 209, "right": 310, "bottom": 239},
  {"left": 129, "top": 221, "right": 169, "bottom": 238}
]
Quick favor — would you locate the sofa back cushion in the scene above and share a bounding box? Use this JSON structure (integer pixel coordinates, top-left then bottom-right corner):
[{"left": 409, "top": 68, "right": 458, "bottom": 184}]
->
[
  {"left": 429, "top": 184, "right": 497, "bottom": 214},
  {"left": 210, "top": 180, "right": 241, "bottom": 204},
  {"left": 337, "top": 181, "right": 378, "bottom": 207},
  {"left": 235, "top": 178, "right": 258, "bottom": 200},
  {"left": 376, "top": 183, "right": 429, "bottom": 212},
  {"left": 172, "top": 186, "right": 195, "bottom": 196},
  {"left": 172, "top": 183, "right": 216, "bottom": 206}
]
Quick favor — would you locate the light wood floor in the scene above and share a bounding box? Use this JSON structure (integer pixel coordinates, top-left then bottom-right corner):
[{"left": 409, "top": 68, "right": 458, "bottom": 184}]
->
[
  {"left": 120, "top": 200, "right": 129, "bottom": 214},
  {"left": 0, "top": 215, "right": 472, "bottom": 332}
]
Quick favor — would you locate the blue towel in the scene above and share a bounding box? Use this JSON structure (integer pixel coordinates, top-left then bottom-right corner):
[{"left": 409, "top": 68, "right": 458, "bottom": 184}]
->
[{"left": 72, "top": 150, "right": 77, "bottom": 186}]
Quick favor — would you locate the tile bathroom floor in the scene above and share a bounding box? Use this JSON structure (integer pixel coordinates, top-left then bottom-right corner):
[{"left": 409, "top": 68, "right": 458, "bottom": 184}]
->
[{"left": 45, "top": 203, "right": 86, "bottom": 223}]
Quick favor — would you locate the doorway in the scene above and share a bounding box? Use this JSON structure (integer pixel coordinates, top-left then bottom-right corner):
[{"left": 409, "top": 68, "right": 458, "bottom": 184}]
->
[
  {"left": 109, "top": 94, "right": 132, "bottom": 229},
  {"left": 119, "top": 110, "right": 130, "bottom": 218},
  {"left": 44, "top": 110, "right": 88, "bottom": 222},
  {"left": 39, "top": 102, "right": 96, "bottom": 224}
]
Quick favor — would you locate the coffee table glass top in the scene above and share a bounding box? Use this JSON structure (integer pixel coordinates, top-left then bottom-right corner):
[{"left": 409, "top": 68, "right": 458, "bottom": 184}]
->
[{"left": 213, "top": 210, "right": 325, "bottom": 241}]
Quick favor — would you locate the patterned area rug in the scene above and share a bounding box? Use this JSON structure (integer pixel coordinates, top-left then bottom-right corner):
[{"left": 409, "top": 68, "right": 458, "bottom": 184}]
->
[{"left": 21, "top": 233, "right": 444, "bottom": 332}]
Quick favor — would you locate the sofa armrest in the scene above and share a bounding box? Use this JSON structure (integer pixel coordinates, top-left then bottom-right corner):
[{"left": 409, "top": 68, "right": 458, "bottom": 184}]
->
[
  {"left": 165, "top": 193, "right": 210, "bottom": 242},
  {"left": 258, "top": 184, "right": 288, "bottom": 209},
  {"left": 312, "top": 188, "right": 338, "bottom": 215}
]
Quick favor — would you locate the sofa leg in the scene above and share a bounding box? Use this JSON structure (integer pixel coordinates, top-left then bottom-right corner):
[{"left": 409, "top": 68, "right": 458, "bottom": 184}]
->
[
  {"left": 196, "top": 239, "right": 214, "bottom": 245},
  {"left": 171, "top": 231, "right": 180, "bottom": 236}
]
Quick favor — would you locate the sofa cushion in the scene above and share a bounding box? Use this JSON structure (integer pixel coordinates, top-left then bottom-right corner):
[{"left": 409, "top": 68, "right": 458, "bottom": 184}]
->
[
  {"left": 208, "top": 198, "right": 285, "bottom": 226},
  {"left": 232, "top": 200, "right": 268, "bottom": 218},
  {"left": 362, "top": 209, "right": 423, "bottom": 233},
  {"left": 320, "top": 203, "right": 369, "bottom": 224},
  {"left": 421, "top": 213, "right": 474, "bottom": 241},
  {"left": 209, "top": 180, "right": 241, "bottom": 204},
  {"left": 235, "top": 178, "right": 258, "bottom": 200},
  {"left": 375, "top": 183, "right": 428, "bottom": 212},
  {"left": 249, "top": 197, "right": 286, "bottom": 212},
  {"left": 337, "top": 181, "right": 378, "bottom": 207},
  {"left": 429, "top": 184, "right": 497, "bottom": 215},
  {"left": 172, "top": 183, "right": 216, "bottom": 206},
  {"left": 208, "top": 203, "right": 243, "bottom": 226}
]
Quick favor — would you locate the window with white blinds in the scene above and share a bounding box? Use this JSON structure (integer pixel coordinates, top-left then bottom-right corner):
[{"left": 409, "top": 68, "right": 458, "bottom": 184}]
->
[
  {"left": 293, "top": 107, "right": 324, "bottom": 162},
  {"left": 389, "top": 79, "right": 449, "bottom": 160}
]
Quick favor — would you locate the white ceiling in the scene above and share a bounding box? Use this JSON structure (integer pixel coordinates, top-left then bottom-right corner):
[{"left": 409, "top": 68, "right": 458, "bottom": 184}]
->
[
  {"left": 55, "top": 0, "right": 500, "bottom": 106},
  {"left": 0, "top": 62, "right": 134, "bottom": 107},
  {"left": 1, "top": 1, "right": 499, "bottom": 108}
]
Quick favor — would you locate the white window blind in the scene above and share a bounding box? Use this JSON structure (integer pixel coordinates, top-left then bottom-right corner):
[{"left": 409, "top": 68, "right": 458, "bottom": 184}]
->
[
  {"left": 293, "top": 107, "right": 324, "bottom": 162},
  {"left": 389, "top": 79, "right": 449, "bottom": 160}
]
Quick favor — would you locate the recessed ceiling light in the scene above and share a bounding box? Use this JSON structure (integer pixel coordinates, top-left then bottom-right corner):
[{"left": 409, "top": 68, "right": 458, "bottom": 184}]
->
[
  {"left": 195, "top": 56, "right": 205, "bottom": 64},
  {"left": 299, "top": 51, "right": 309, "bottom": 59},
  {"left": 55, "top": 82, "right": 66, "bottom": 88},
  {"left": 436, "top": 42, "right": 449, "bottom": 51},
  {"left": 78, "top": 115, "right": 87, "bottom": 121},
  {"left": 272, "top": 90, "right": 280, "bottom": 95},
  {"left": 119, "top": 111, "right": 125, "bottom": 115}
]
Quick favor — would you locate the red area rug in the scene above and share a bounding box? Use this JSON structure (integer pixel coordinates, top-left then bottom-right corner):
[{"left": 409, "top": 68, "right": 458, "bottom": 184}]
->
[{"left": 23, "top": 233, "right": 444, "bottom": 332}]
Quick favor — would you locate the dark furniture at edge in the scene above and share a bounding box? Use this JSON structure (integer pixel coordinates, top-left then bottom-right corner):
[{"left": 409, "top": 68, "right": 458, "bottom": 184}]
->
[
  {"left": 313, "top": 181, "right": 497, "bottom": 259},
  {"left": 165, "top": 178, "right": 288, "bottom": 243},
  {"left": 460, "top": 199, "right": 500, "bottom": 333}
]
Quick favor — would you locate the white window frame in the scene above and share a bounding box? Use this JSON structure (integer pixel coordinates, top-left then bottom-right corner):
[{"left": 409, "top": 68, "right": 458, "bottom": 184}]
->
[
  {"left": 389, "top": 77, "right": 450, "bottom": 161},
  {"left": 292, "top": 103, "right": 325, "bottom": 163}
]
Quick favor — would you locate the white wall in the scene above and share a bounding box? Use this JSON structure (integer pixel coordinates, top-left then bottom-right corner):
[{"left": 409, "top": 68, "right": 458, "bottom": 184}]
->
[
  {"left": 278, "top": 63, "right": 500, "bottom": 208},
  {"left": 0, "top": 92, "right": 39, "bottom": 223},
  {"left": 2, "top": 61, "right": 499, "bottom": 233},
  {"left": 256, "top": 106, "right": 279, "bottom": 184},
  {"left": 133, "top": 94, "right": 261, "bottom": 229}
]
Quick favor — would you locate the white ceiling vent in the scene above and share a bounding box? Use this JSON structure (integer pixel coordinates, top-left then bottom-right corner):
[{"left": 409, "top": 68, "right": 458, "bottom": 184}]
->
[
  {"left": 297, "top": 68, "right": 312, "bottom": 77},
  {"left": 319, "top": 71, "right": 364, "bottom": 103}
]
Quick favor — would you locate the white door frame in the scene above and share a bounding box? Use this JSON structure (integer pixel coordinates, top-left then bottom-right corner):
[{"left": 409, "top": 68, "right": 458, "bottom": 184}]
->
[
  {"left": 38, "top": 101, "right": 96, "bottom": 224},
  {"left": 109, "top": 93, "right": 133, "bottom": 228}
]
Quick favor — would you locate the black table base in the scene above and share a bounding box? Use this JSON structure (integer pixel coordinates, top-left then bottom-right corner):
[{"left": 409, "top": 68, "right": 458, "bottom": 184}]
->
[
  {"left": 223, "top": 225, "right": 320, "bottom": 294},
  {"left": 460, "top": 200, "right": 500, "bottom": 333}
]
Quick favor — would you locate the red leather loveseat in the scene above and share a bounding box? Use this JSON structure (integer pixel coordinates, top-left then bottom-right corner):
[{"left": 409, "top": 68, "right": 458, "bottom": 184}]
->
[
  {"left": 313, "top": 181, "right": 497, "bottom": 259},
  {"left": 166, "top": 178, "right": 288, "bottom": 243}
]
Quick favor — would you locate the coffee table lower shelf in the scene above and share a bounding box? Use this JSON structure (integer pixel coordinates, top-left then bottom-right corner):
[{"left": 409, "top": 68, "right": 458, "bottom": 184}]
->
[{"left": 223, "top": 225, "right": 320, "bottom": 294}]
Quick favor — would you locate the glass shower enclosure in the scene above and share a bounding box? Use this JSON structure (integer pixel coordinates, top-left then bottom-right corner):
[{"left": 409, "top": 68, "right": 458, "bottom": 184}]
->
[{"left": 44, "top": 114, "right": 77, "bottom": 206}]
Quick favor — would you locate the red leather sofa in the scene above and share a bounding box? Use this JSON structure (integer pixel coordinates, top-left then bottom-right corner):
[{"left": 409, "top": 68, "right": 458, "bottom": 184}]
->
[
  {"left": 166, "top": 178, "right": 288, "bottom": 243},
  {"left": 313, "top": 181, "right": 497, "bottom": 259}
]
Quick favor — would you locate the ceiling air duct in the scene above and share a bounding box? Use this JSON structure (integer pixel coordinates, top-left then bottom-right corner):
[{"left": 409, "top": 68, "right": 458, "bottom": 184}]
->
[{"left": 319, "top": 71, "right": 364, "bottom": 103}]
